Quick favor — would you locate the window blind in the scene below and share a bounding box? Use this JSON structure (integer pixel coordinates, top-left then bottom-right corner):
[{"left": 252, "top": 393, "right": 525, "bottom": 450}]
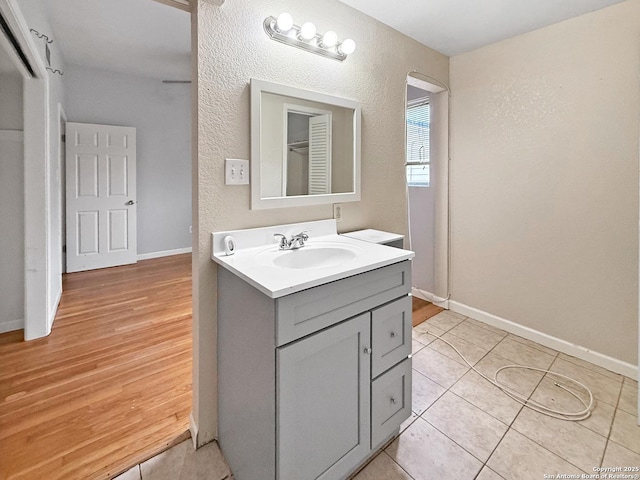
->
[{"left": 406, "top": 100, "right": 430, "bottom": 187}]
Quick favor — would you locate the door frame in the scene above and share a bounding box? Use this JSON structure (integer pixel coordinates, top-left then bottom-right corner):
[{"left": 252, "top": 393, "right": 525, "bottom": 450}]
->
[
  {"left": 58, "top": 104, "right": 67, "bottom": 273},
  {"left": 0, "top": 0, "right": 52, "bottom": 340},
  {"left": 405, "top": 73, "right": 450, "bottom": 308}
]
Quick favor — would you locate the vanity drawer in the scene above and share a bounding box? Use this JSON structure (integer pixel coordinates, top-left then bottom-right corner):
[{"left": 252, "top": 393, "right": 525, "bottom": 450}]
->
[
  {"left": 275, "top": 261, "right": 411, "bottom": 346},
  {"left": 371, "top": 295, "right": 412, "bottom": 378},
  {"left": 371, "top": 357, "right": 412, "bottom": 449}
]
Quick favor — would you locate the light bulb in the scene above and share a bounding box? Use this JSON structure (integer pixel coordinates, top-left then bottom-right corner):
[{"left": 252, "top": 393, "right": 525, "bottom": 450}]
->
[
  {"left": 299, "top": 22, "right": 317, "bottom": 41},
  {"left": 321, "top": 30, "right": 338, "bottom": 48},
  {"left": 338, "top": 38, "right": 356, "bottom": 55},
  {"left": 276, "top": 12, "right": 293, "bottom": 32}
]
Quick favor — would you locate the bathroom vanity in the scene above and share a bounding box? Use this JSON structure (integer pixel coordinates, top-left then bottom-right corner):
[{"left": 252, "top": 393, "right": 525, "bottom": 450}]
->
[{"left": 212, "top": 220, "right": 414, "bottom": 480}]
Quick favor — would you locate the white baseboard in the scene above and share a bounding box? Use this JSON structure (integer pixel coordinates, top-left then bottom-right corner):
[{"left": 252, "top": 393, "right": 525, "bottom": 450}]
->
[
  {"left": 449, "top": 300, "right": 637, "bottom": 380},
  {"left": 412, "top": 287, "right": 449, "bottom": 309},
  {"left": 189, "top": 412, "right": 198, "bottom": 449},
  {"left": 138, "top": 247, "right": 192, "bottom": 261},
  {"left": 0, "top": 318, "right": 24, "bottom": 334}
]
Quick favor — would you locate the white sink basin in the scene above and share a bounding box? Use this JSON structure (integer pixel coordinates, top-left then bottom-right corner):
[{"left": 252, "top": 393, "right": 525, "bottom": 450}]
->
[{"left": 256, "top": 243, "right": 363, "bottom": 269}]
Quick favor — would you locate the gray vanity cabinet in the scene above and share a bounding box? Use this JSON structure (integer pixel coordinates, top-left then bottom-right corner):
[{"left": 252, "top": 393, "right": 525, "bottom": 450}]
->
[{"left": 217, "top": 260, "right": 412, "bottom": 480}]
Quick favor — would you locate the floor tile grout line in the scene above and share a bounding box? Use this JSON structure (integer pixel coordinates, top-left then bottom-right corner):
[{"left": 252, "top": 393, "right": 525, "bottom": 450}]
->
[
  {"left": 600, "top": 437, "right": 611, "bottom": 469},
  {"left": 443, "top": 323, "right": 508, "bottom": 351},
  {"left": 469, "top": 344, "right": 553, "bottom": 476},
  {"left": 381, "top": 449, "right": 416, "bottom": 480},
  {"left": 504, "top": 333, "right": 560, "bottom": 357},
  {"left": 479, "top": 358, "right": 541, "bottom": 477},
  {"left": 414, "top": 324, "right": 520, "bottom": 427},
  {"left": 412, "top": 336, "right": 506, "bottom": 472},
  {"left": 499, "top": 356, "right": 609, "bottom": 475},
  {"left": 600, "top": 379, "right": 625, "bottom": 468},
  {"left": 554, "top": 355, "right": 625, "bottom": 385},
  {"left": 427, "top": 334, "right": 493, "bottom": 368},
  {"left": 557, "top": 353, "right": 625, "bottom": 382},
  {"left": 418, "top": 415, "right": 488, "bottom": 466},
  {"left": 506, "top": 423, "right": 593, "bottom": 474},
  {"left": 411, "top": 317, "right": 631, "bottom": 477},
  {"left": 451, "top": 316, "right": 624, "bottom": 379}
]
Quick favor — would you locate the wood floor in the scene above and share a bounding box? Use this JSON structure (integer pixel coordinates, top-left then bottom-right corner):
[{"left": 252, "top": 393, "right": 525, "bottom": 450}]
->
[
  {"left": 0, "top": 254, "right": 192, "bottom": 480},
  {"left": 412, "top": 296, "right": 443, "bottom": 327}
]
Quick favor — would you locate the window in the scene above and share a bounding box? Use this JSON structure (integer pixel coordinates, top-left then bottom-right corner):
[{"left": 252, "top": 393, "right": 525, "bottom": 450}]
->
[{"left": 406, "top": 99, "right": 430, "bottom": 187}]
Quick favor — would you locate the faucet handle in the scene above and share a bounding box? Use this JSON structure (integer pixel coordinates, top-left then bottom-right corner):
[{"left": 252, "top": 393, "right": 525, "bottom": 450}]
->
[
  {"left": 274, "top": 233, "right": 288, "bottom": 249},
  {"left": 291, "top": 231, "right": 309, "bottom": 248}
]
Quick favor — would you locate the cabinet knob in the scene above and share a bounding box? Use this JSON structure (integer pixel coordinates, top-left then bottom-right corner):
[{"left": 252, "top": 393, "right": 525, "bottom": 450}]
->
[
  {"left": 390, "top": 331, "right": 397, "bottom": 338},
  {"left": 390, "top": 397, "right": 397, "bottom": 405},
  {"left": 363, "top": 347, "right": 372, "bottom": 355}
]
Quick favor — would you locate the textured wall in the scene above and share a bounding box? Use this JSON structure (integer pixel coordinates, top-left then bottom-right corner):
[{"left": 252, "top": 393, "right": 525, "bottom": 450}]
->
[
  {"left": 0, "top": 74, "right": 23, "bottom": 130},
  {"left": 0, "top": 134, "right": 24, "bottom": 331},
  {"left": 194, "top": 0, "right": 448, "bottom": 442},
  {"left": 0, "top": 75, "right": 24, "bottom": 332},
  {"left": 65, "top": 64, "right": 192, "bottom": 256},
  {"left": 450, "top": 0, "right": 640, "bottom": 364}
]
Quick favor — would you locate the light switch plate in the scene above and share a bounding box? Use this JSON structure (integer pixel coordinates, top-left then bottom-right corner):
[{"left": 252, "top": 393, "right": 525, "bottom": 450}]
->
[{"left": 225, "top": 159, "right": 250, "bottom": 185}]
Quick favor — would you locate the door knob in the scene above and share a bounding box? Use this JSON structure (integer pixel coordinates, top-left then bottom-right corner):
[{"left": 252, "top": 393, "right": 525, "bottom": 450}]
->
[
  {"left": 125, "top": 200, "right": 135, "bottom": 205},
  {"left": 363, "top": 347, "right": 372, "bottom": 355}
]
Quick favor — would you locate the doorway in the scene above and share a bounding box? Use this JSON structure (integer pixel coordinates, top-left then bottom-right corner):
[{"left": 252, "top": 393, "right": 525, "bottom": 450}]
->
[
  {"left": 405, "top": 73, "right": 450, "bottom": 307},
  {"left": 0, "top": 0, "right": 195, "bottom": 476}
]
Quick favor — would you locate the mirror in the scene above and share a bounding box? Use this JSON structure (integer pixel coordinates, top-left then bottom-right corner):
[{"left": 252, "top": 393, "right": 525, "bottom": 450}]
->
[{"left": 251, "top": 79, "right": 361, "bottom": 209}]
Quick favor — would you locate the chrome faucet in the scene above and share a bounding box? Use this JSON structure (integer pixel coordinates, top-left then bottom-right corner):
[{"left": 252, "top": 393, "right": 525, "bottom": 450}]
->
[{"left": 274, "top": 231, "right": 309, "bottom": 250}]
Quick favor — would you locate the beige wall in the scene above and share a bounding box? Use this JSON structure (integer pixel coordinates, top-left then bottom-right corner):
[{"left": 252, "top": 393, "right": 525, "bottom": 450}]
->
[
  {"left": 193, "top": 0, "right": 448, "bottom": 443},
  {"left": 450, "top": 0, "right": 640, "bottom": 364}
]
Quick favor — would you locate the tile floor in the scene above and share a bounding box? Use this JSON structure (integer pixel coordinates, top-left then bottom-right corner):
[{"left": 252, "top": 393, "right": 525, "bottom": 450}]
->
[{"left": 115, "top": 311, "right": 640, "bottom": 480}]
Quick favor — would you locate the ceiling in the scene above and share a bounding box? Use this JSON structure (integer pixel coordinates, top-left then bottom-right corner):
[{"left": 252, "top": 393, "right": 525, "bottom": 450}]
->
[
  {"left": 31, "top": 0, "right": 627, "bottom": 79},
  {"left": 338, "top": 0, "right": 627, "bottom": 56},
  {"left": 39, "top": 0, "right": 190, "bottom": 80}
]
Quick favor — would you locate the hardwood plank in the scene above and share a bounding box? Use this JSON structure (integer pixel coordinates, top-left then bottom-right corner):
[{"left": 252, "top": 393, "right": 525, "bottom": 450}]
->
[
  {"left": 412, "top": 296, "right": 444, "bottom": 327},
  {"left": 0, "top": 254, "right": 192, "bottom": 480}
]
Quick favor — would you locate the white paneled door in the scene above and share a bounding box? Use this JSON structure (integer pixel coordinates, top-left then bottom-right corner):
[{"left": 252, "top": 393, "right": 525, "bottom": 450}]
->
[{"left": 65, "top": 122, "right": 137, "bottom": 273}]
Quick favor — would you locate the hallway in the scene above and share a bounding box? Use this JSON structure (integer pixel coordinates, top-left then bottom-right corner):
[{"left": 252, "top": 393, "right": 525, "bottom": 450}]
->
[{"left": 0, "top": 254, "right": 192, "bottom": 479}]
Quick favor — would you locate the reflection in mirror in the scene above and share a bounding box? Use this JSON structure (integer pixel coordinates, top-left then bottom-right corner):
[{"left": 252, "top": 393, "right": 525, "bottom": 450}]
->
[
  {"left": 285, "top": 105, "right": 332, "bottom": 196},
  {"left": 251, "top": 79, "right": 361, "bottom": 209}
]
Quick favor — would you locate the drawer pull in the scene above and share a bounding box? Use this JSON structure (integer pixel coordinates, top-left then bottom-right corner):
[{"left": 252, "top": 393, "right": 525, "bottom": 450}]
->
[
  {"left": 363, "top": 347, "right": 372, "bottom": 355},
  {"left": 390, "top": 397, "right": 397, "bottom": 405},
  {"left": 390, "top": 331, "right": 397, "bottom": 338}
]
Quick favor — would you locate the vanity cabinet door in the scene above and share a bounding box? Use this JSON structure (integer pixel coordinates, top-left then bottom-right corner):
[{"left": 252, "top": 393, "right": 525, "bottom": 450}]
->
[{"left": 277, "top": 314, "right": 371, "bottom": 480}]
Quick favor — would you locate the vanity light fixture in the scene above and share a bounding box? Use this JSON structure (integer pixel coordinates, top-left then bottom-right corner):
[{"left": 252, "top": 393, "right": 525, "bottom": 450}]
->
[{"left": 263, "top": 13, "right": 356, "bottom": 62}]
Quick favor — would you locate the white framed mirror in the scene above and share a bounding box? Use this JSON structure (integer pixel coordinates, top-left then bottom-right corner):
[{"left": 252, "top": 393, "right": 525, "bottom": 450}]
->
[{"left": 250, "top": 79, "right": 361, "bottom": 210}]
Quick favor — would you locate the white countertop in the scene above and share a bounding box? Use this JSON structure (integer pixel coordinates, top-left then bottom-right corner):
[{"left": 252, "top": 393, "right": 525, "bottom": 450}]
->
[
  {"left": 211, "top": 220, "right": 414, "bottom": 298},
  {"left": 341, "top": 229, "right": 404, "bottom": 244}
]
